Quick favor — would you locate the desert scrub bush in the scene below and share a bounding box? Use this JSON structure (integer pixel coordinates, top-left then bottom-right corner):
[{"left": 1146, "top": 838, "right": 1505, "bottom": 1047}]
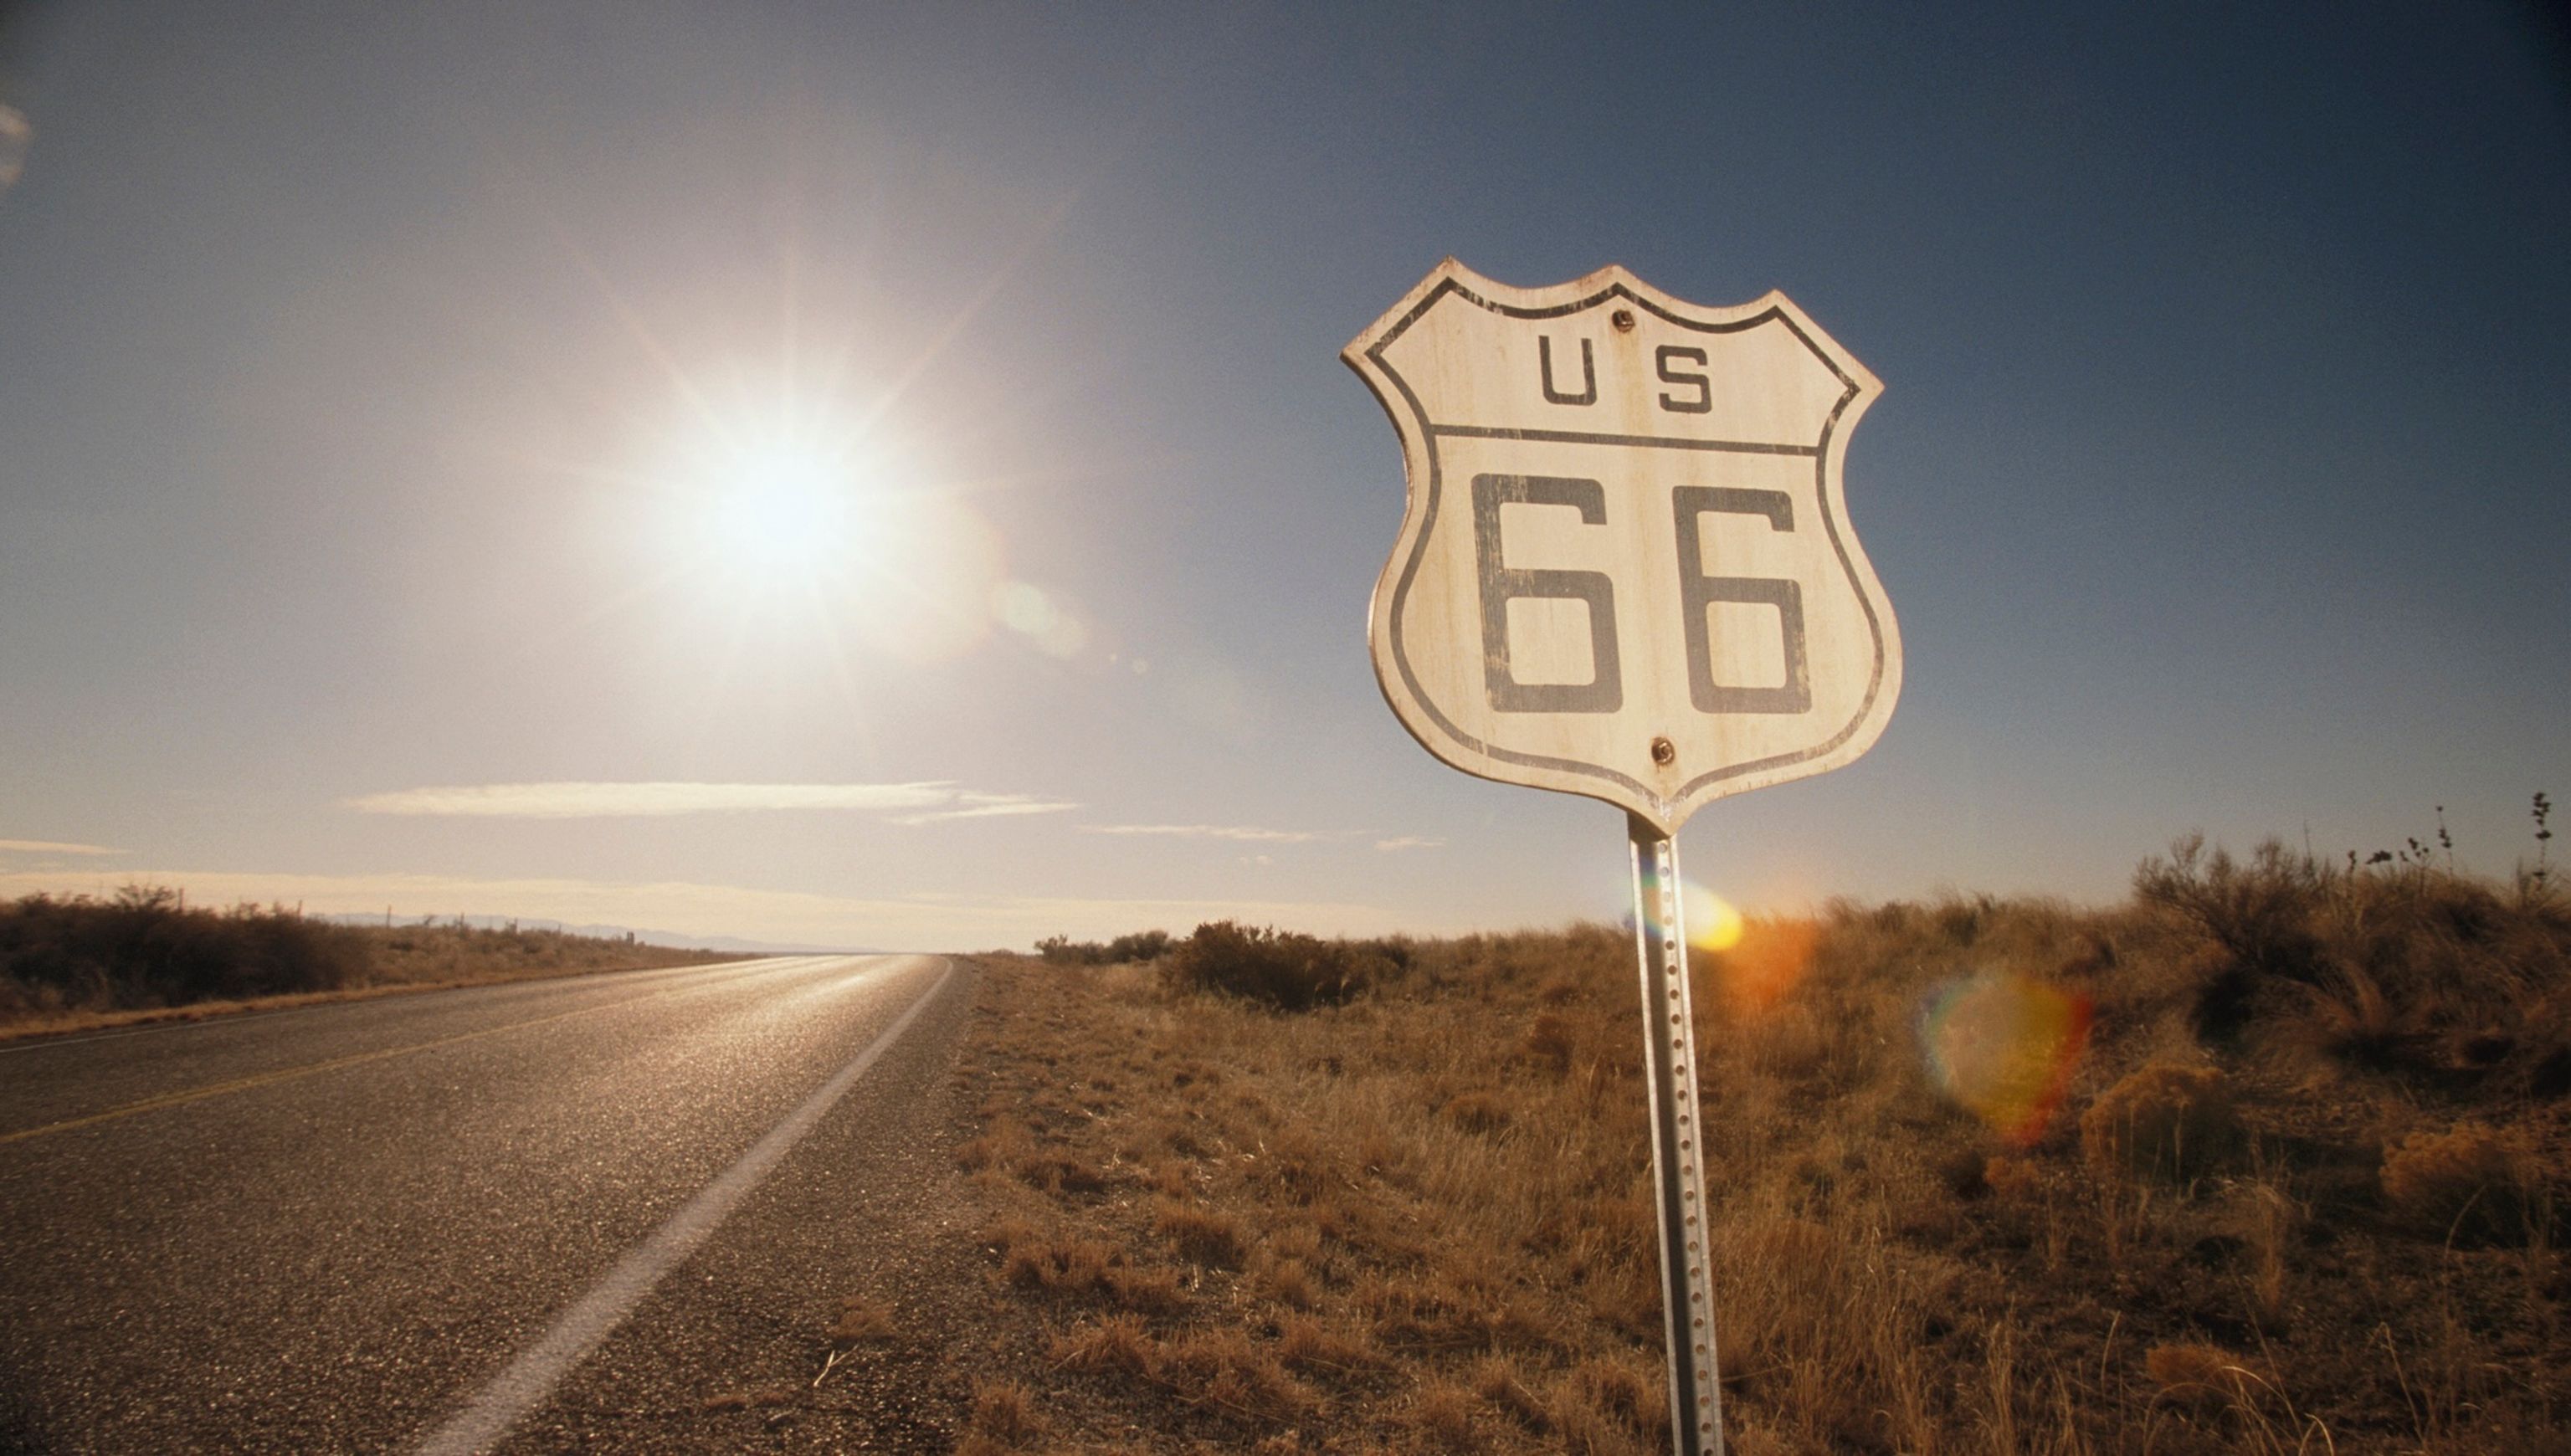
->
[
  {"left": 1162, "top": 920, "right": 1402, "bottom": 1009},
  {"left": 0, "top": 885, "right": 372, "bottom": 1014},
  {"left": 964, "top": 1378, "right": 1042, "bottom": 1448},
  {"left": 2380, "top": 1123, "right": 2548, "bottom": 1245},
  {"left": 1034, "top": 930, "right": 1173, "bottom": 965},
  {"left": 2135, "top": 836, "right": 2327, "bottom": 1039},
  {"left": 2080, "top": 1062, "right": 2247, "bottom": 1182},
  {"left": 1152, "top": 1198, "right": 1248, "bottom": 1266},
  {"left": 2136, "top": 836, "right": 2324, "bottom": 974}
]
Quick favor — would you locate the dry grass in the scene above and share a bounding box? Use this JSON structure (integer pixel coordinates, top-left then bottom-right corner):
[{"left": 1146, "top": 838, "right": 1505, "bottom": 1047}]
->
[
  {"left": 2081, "top": 1062, "right": 2248, "bottom": 1183},
  {"left": 2380, "top": 1123, "right": 2546, "bottom": 1246},
  {"left": 932, "top": 836, "right": 2571, "bottom": 1451},
  {"left": 828, "top": 1293, "right": 899, "bottom": 1344}
]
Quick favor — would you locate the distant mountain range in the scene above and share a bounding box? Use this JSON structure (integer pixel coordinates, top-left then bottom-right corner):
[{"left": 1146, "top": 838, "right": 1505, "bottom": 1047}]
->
[{"left": 318, "top": 912, "right": 872, "bottom": 957}]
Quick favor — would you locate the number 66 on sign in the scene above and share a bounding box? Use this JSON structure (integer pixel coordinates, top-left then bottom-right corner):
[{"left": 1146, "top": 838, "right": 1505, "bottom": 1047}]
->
[{"left": 1344, "top": 259, "right": 1901, "bottom": 835}]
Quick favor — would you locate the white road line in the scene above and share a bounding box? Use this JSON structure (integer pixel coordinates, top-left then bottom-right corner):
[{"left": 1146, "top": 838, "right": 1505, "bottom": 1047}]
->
[{"left": 411, "top": 956, "right": 957, "bottom": 1456}]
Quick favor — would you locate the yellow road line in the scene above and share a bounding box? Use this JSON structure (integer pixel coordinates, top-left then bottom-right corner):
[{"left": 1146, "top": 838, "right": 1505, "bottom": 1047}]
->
[{"left": 1, "top": 977, "right": 736, "bottom": 1147}]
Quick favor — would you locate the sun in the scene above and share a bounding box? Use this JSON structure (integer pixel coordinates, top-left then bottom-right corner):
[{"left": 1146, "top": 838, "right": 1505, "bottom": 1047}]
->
[
  {"left": 627, "top": 380, "right": 1006, "bottom": 663},
  {"left": 703, "top": 437, "right": 863, "bottom": 573},
  {"left": 653, "top": 394, "right": 907, "bottom": 588}
]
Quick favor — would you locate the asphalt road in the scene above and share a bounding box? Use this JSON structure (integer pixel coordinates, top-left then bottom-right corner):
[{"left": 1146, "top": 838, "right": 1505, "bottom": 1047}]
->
[{"left": 0, "top": 954, "right": 981, "bottom": 1454}]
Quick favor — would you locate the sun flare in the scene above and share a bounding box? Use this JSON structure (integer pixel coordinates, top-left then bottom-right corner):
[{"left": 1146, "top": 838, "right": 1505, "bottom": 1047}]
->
[
  {"left": 702, "top": 437, "right": 865, "bottom": 573},
  {"left": 626, "top": 376, "right": 1007, "bottom": 664}
]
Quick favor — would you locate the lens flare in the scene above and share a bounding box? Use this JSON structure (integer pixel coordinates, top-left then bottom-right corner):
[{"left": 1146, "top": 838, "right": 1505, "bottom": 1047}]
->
[
  {"left": 1701, "top": 914, "right": 1818, "bottom": 1016},
  {"left": 846, "top": 493, "right": 1002, "bottom": 663},
  {"left": 991, "top": 580, "right": 1090, "bottom": 659},
  {"left": 1917, "top": 972, "right": 2094, "bottom": 1146},
  {"left": 1683, "top": 882, "right": 1746, "bottom": 953}
]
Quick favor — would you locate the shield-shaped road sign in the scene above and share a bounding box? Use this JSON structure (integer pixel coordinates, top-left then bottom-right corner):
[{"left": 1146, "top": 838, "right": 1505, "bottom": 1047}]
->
[{"left": 1345, "top": 260, "right": 1901, "bottom": 834}]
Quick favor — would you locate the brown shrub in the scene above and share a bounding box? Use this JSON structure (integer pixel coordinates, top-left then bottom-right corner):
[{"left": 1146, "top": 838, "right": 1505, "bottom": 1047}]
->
[
  {"left": 998, "top": 1228, "right": 1112, "bottom": 1291},
  {"left": 1260, "top": 1256, "right": 1316, "bottom": 1309},
  {"left": 1405, "top": 1377, "right": 1482, "bottom": 1451},
  {"left": 1525, "top": 1010, "right": 1577, "bottom": 1074},
  {"left": 1276, "top": 1314, "right": 1377, "bottom": 1380},
  {"left": 1162, "top": 920, "right": 1400, "bottom": 1009},
  {"left": 967, "top": 1380, "right": 1041, "bottom": 1446},
  {"left": 827, "top": 1294, "right": 895, "bottom": 1343},
  {"left": 1572, "top": 1354, "right": 1669, "bottom": 1443},
  {"left": 2381, "top": 1123, "right": 2545, "bottom": 1245},
  {"left": 1103, "top": 1263, "right": 1188, "bottom": 1314},
  {"left": 1152, "top": 1199, "right": 1247, "bottom": 1267},
  {"left": 994, "top": 1223, "right": 1183, "bottom": 1311},
  {"left": 1165, "top": 1328, "right": 1311, "bottom": 1423},
  {"left": 1362, "top": 1271, "right": 1538, "bottom": 1353},
  {"left": 1050, "top": 1313, "right": 1159, "bottom": 1377},
  {"left": 956, "top": 1118, "right": 1033, "bottom": 1172},
  {"left": 2134, "top": 835, "right": 2324, "bottom": 983},
  {"left": 1440, "top": 1090, "right": 1512, "bottom": 1135},
  {"left": 1258, "top": 1127, "right": 1334, "bottom": 1202},
  {"left": 2081, "top": 1063, "right": 2247, "bottom": 1182},
  {"left": 2295, "top": 966, "right": 2435, "bottom": 1069},
  {"left": 1475, "top": 1354, "right": 1552, "bottom": 1433},
  {"left": 1013, "top": 1150, "right": 1108, "bottom": 1195},
  {"left": 0, "top": 886, "right": 373, "bottom": 1014}
]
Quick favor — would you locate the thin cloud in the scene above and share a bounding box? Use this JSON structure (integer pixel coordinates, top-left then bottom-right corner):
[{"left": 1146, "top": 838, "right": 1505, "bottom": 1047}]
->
[
  {"left": 890, "top": 797, "right": 1082, "bottom": 826},
  {"left": 1083, "top": 823, "right": 1341, "bottom": 844},
  {"left": 0, "top": 838, "right": 120, "bottom": 856},
  {"left": 1374, "top": 836, "right": 1445, "bottom": 852},
  {"left": 344, "top": 781, "right": 1039, "bottom": 820}
]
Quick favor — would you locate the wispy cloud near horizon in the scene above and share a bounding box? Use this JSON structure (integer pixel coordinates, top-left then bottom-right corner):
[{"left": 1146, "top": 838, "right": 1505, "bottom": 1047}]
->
[
  {"left": 344, "top": 781, "right": 1073, "bottom": 823},
  {"left": 890, "top": 794, "right": 1081, "bottom": 826},
  {"left": 1374, "top": 836, "right": 1445, "bottom": 852},
  {"left": 1082, "top": 823, "right": 1343, "bottom": 844},
  {"left": 0, "top": 838, "right": 120, "bottom": 856}
]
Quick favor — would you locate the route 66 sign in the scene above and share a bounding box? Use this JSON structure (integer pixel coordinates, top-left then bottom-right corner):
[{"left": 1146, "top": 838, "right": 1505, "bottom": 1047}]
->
[{"left": 1345, "top": 260, "right": 1901, "bottom": 833}]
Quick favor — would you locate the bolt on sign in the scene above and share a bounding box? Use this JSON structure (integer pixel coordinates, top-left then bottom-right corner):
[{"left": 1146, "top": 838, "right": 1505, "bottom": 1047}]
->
[
  {"left": 1346, "top": 259, "right": 1900, "bottom": 835},
  {"left": 1345, "top": 260, "right": 1901, "bottom": 1456}
]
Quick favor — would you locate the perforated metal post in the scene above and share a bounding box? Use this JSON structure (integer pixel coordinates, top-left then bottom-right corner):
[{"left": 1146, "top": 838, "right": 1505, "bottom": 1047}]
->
[{"left": 1629, "top": 812, "right": 1724, "bottom": 1456}]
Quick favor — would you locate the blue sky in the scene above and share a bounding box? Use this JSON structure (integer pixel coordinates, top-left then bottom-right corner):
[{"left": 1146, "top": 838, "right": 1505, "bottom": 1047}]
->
[{"left": 2, "top": 2, "right": 2564, "bottom": 947}]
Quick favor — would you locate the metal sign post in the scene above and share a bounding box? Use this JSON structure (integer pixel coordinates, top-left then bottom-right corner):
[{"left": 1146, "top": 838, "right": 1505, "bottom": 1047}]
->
[
  {"left": 1345, "top": 259, "right": 1901, "bottom": 1456},
  {"left": 1630, "top": 813, "right": 1723, "bottom": 1454}
]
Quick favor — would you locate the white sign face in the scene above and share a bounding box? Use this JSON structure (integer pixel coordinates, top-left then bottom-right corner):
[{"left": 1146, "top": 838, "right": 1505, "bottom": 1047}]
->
[{"left": 1346, "top": 260, "right": 1901, "bottom": 833}]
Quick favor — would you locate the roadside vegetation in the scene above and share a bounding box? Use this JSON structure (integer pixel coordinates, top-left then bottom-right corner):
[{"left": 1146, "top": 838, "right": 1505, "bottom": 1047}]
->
[
  {"left": 932, "top": 807, "right": 2568, "bottom": 1453},
  {"left": 0, "top": 884, "right": 749, "bottom": 1038}
]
